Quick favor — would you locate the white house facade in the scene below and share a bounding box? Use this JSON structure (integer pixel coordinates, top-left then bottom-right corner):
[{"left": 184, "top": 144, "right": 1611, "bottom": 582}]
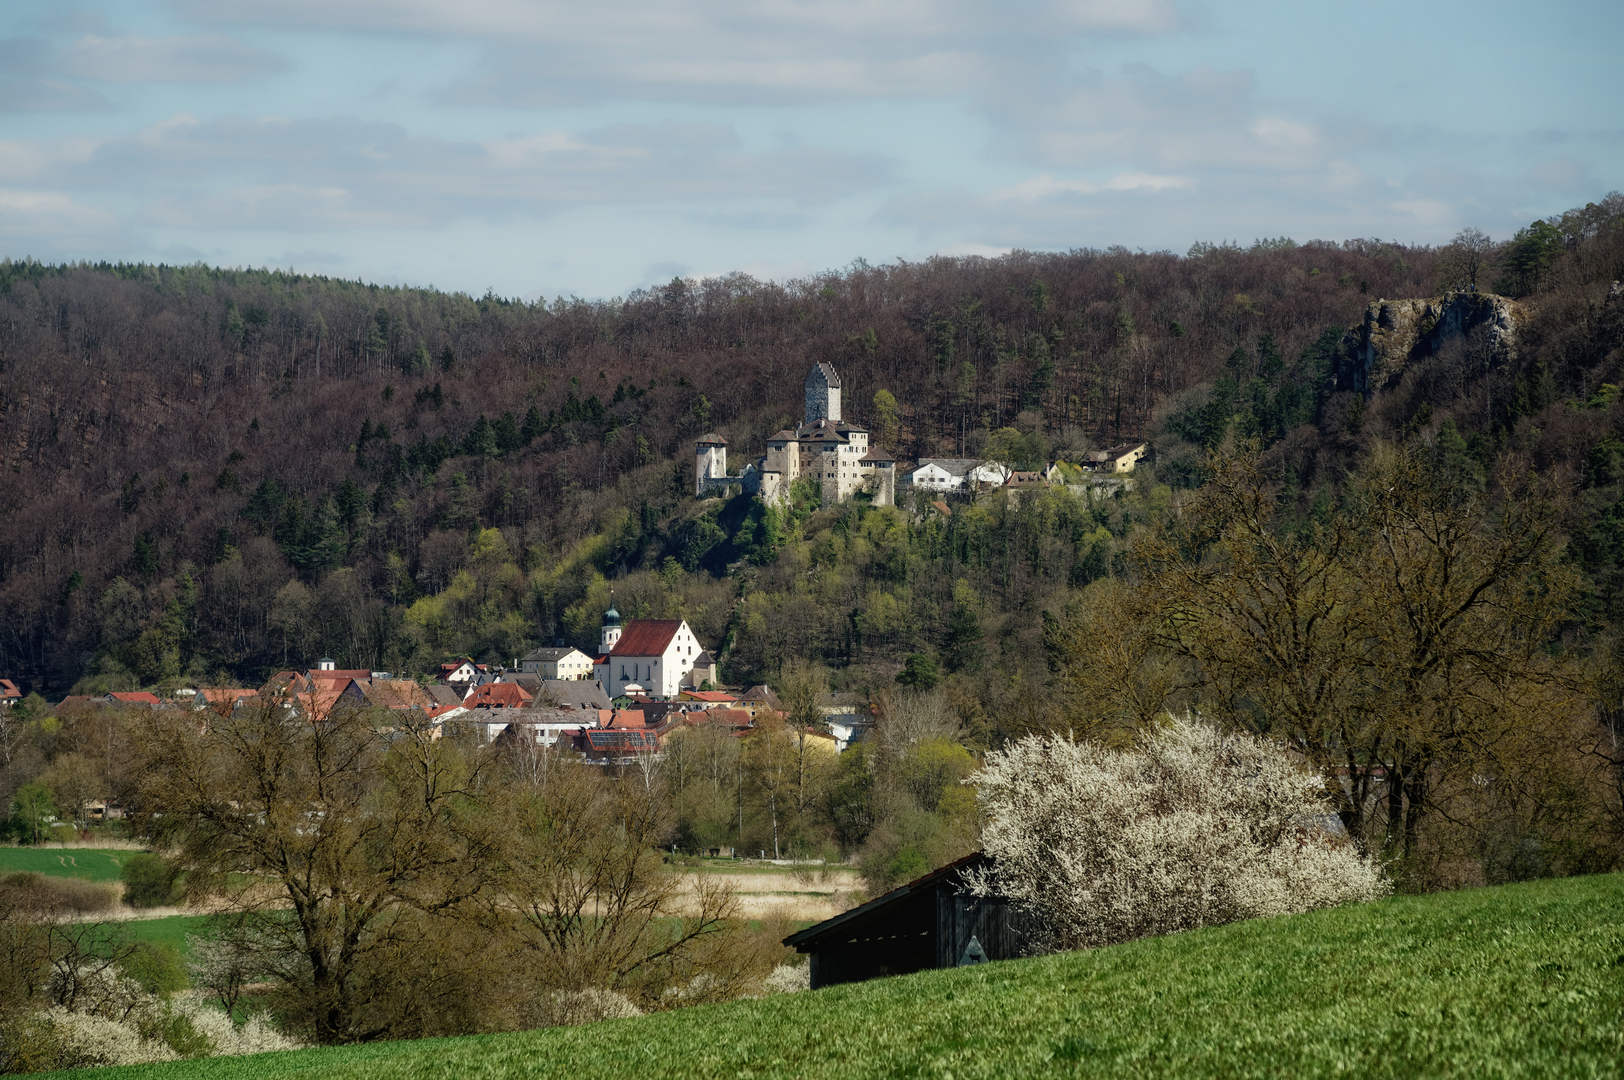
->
[{"left": 519, "top": 646, "right": 595, "bottom": 680}]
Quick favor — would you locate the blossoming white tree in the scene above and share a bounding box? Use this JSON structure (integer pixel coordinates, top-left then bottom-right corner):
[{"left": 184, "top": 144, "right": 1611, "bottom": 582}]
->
[{"left": 969, "top": 715, "right": 1388, "bottom": 951}]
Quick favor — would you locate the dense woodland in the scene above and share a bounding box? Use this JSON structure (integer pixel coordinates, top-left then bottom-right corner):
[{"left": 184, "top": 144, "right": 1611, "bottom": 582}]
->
[
  {"left": 6, "top": 217, "right": 1613, "bottom": 693},
  {"left": 2, "top": 201, "right": 1624, "bottom": 1058}
]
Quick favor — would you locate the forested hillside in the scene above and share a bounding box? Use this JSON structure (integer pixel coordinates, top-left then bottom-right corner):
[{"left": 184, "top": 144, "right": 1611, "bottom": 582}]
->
[{"left": 0, "top": 200, "right": 1621, "bottom": 704}]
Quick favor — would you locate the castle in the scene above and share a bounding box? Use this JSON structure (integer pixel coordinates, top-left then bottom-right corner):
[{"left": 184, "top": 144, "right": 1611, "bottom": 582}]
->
[{"left": 696, "top": 361, "right": 895, "bottom": 508}]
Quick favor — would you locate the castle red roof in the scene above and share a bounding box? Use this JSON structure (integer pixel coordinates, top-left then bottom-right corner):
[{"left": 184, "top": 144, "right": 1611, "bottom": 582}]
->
[{"left": 608, "top": 619, "right": 683, "bottom": 657}]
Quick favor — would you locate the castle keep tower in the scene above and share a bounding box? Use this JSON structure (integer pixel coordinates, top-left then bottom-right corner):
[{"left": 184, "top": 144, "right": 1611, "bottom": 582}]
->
[
  {"left": 698, "top": 360, "right": 879, "bottom": 511},
  {"left": 805, "top": 362, "right": 841, "bottom": 425},
  {"left": 695, "top": 433, "right": 727, "bottom": 496}
]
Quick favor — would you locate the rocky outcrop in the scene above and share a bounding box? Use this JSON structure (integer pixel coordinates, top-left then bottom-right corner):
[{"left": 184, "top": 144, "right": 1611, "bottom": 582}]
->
[{"left": 1334, "top": 291, "right": 1522, "bottom": 396}]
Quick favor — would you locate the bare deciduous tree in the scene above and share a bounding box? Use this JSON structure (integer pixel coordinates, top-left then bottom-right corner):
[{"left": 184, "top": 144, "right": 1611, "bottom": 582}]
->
[{"left": 133, "top": 698, "right": 503, "bottom": 1043}]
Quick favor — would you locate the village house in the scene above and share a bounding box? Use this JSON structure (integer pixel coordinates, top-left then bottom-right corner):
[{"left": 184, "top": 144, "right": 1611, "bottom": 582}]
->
[
  {"left": 0, "top": 679, "right": 20, "bottom": 706},
  {"left": 464, "top": 682, "right": 533, "bottom": 710},
  {"left": 493, "top": 675, "right": 613, "bottom": 711},
  {"left": 188, "top": 688, "right": 258, "bottom": 716},
  {"left": 1084, "top": 442, "right": 1149, "bottom": 473},
  {"left": 737, "top": 684, "right": 784, "bottom": 718},
  {"left": 104, "top": 691, "right": 161, "bottom": 706},
  {"left": 679, "top": 689, "right": 739, "bottom": 708},
  {"left": 361, "top": 679, "right": 438, "bottom": 711},
  {"left": 437, "top": 659, "right": 488, "bottom": 686},
  {"left": 590, "top": 603, "right": 713, "bottom": 699},
  {"left": 901, "top": 459, "right": 1010, "bottom": 494},
  {"left": 574, "top": 728, "right": 660, "bottom": 765},
  {"left": 518, "top": 645, "right": 594, "bottom": 680},
  {"left": 669, "top": 707, "right": 756, "bottom": 740},
  {"left": 424, "top": 683, "right": 465, "bottom": 709}
]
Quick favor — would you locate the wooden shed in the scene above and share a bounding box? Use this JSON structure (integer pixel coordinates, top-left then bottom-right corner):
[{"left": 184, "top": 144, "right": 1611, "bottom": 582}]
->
[{"left": 783, "top": 852, "right": 1033, "bottom": 989}]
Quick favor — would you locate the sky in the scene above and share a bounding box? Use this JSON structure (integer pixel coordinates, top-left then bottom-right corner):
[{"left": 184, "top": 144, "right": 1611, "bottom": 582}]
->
[{"left": 1, "top": 0, "right": 1619, "bottom": 299}]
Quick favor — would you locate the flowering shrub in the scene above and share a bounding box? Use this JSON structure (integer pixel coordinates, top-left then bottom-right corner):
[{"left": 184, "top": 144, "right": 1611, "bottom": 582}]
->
[
  {"left": 37, "top": 1008, "right": 178, "bottom": 1068},
  {"left": 154, "top": 997, "right": 302, "bottom": 1057},
  {"left": 25, "top": 994, "right": 304, "bottom": 1069},
  {"left": 969, "top": 714, "right": 1389, "bottom": 951},
  {"left": 762, "top": 963, "right": 810, "bottom": 995},
  {"left": 543, "top": 988, "right": 644, "bottom": 1026}
]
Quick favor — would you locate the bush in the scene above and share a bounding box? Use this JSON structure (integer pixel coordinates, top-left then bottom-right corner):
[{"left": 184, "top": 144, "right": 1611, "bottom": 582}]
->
[
  {"left": 0, "top": 871, "right": 120, "bottom": 915},
  {"left": 121, "top": 853, "right": 179, "bottom": 908},
  {"left": 121, "top": 942, "right": 189, "bottom": 996},
  {"left": 762, "top": 962, "right": 810, "bottom": 995},
  {"left": 970, "top": 714, "right": 1389, "bottom": 951}
]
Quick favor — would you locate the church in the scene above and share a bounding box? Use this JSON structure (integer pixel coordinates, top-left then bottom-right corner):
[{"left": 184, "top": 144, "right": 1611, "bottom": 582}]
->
[
  {"left": 590, "top": 602, "right": 716, "bottom": 698},
  {"left": 695, "top": 361, "right": 896, "bottom": 509}
]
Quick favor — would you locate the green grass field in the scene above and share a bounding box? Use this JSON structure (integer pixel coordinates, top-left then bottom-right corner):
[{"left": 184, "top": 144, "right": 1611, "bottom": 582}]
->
[
  {"left": 118, "top": 914, "right": 214, "bottom": 958},
  {"left": 41, "top": 872, "right": 1624, "bottom": 1079},
  {"left": 0, "top": 847, "right": 132, "bottom": 882}
]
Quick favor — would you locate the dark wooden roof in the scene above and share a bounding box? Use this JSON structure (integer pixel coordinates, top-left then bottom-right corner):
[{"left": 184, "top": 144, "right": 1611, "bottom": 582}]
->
[{"left": 784, "top": 851, "right": 988, "bottom": 949}]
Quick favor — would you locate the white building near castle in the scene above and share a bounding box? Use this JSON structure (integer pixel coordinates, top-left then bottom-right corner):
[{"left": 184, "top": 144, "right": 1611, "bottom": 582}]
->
[{"left": 696, "top": 361, "right": 895, "bottom": 509}]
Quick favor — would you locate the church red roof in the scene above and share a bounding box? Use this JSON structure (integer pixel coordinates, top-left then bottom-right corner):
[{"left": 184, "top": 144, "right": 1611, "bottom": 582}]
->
[{"left": 608, "top": 619, "right": 682, "bottom": 657}]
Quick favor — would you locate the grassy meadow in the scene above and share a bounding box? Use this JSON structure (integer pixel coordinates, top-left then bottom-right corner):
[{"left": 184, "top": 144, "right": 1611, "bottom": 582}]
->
[
  {"left": 39, "top": 871, "right": 1624, "bottom": 1080},
  {"left": 0, "top": 848, "right": 132, "bottom": 883},
  {"left": 116, "top": 914, "right": 214, "bottom": 958}
]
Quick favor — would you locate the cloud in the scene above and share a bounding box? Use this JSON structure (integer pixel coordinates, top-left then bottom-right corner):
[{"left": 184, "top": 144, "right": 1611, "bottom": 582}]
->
[
  {"left": 0, "top": 188, "right": 123, "bottom": 243},
  {"left": 1049, "top": 0, "right": 1184, "bottom": 35},
  {"left": 0, "top": 35, "right": 109, "bottom": 110},
  {"left": 988, "top": 171, "right": 1191, "bottom": 201},
  {"left": 982, "top": 64, "right": 1356, "bottom": 174},
  {"left": 1528, "top": 158, "right": 1588, "bottom": 193},
  {"left": 0, "top": 78, "right": 111, "bottom": 111},
  {"left": 881, "top": 155, "right": 1461, "bottom": 252},
  {"left": 10, "top": 112, "right": 889, "bottom": 232},
  {"left": 686, "top": 210, "right": 812, "bottom": 230},
  {"left": 267, "top": 248, "right": 348, "bottom": 267},
  {"left": 57, "top": 32, "right": 288, "bottom": 83},
  {"left": 933, "top": 241, "right": 1013, "bottom": 258},
  {"left": 170, "top": 0, "right": 1184, "bottom": 104}
]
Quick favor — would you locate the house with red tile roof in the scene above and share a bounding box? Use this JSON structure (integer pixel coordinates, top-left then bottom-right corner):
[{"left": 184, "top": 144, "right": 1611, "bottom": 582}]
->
[
  {"left": 438, "top": 659, "right": 488, "bottom": 686},
  {"left": 191, "top": 688, "right": 258, "bottom": 716},
  {"left": 464, "top": 682, "right": 533, "bottom": 710},
  {"left": 679, "top": 689, "right": 739, "bottom": 707},
  {"left": 575, "top": 728, "right": 660, "bottom": 763},
  {"left": 588, "top": 604, "right": 713, "bottom": 699},
  {"left": 679, "top": 707, "right": 756, "bottom": 736},
  {"left": 105, "top": 691, "right": 161, "bottom": 706},
  {"left": 0, "top": 679, "right": 20, "bottom": 706},
  {"left": 361, "top": 679, "right": 436, "bottom": 711}
]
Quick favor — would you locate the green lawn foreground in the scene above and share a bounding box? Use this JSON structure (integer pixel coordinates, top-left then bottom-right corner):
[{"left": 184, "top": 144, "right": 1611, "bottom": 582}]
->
[
  {"left": 47, "top": 872, "right": 1624, "bottom": 1080},
  {"left": 0, "top": 848, "right": 131, "bottom": 883}
]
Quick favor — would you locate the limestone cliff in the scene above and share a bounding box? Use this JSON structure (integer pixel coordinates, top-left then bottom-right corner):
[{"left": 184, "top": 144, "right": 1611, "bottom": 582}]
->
[{"left": 1334, "top": 291, "right": 1522, "bottom": 396}]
